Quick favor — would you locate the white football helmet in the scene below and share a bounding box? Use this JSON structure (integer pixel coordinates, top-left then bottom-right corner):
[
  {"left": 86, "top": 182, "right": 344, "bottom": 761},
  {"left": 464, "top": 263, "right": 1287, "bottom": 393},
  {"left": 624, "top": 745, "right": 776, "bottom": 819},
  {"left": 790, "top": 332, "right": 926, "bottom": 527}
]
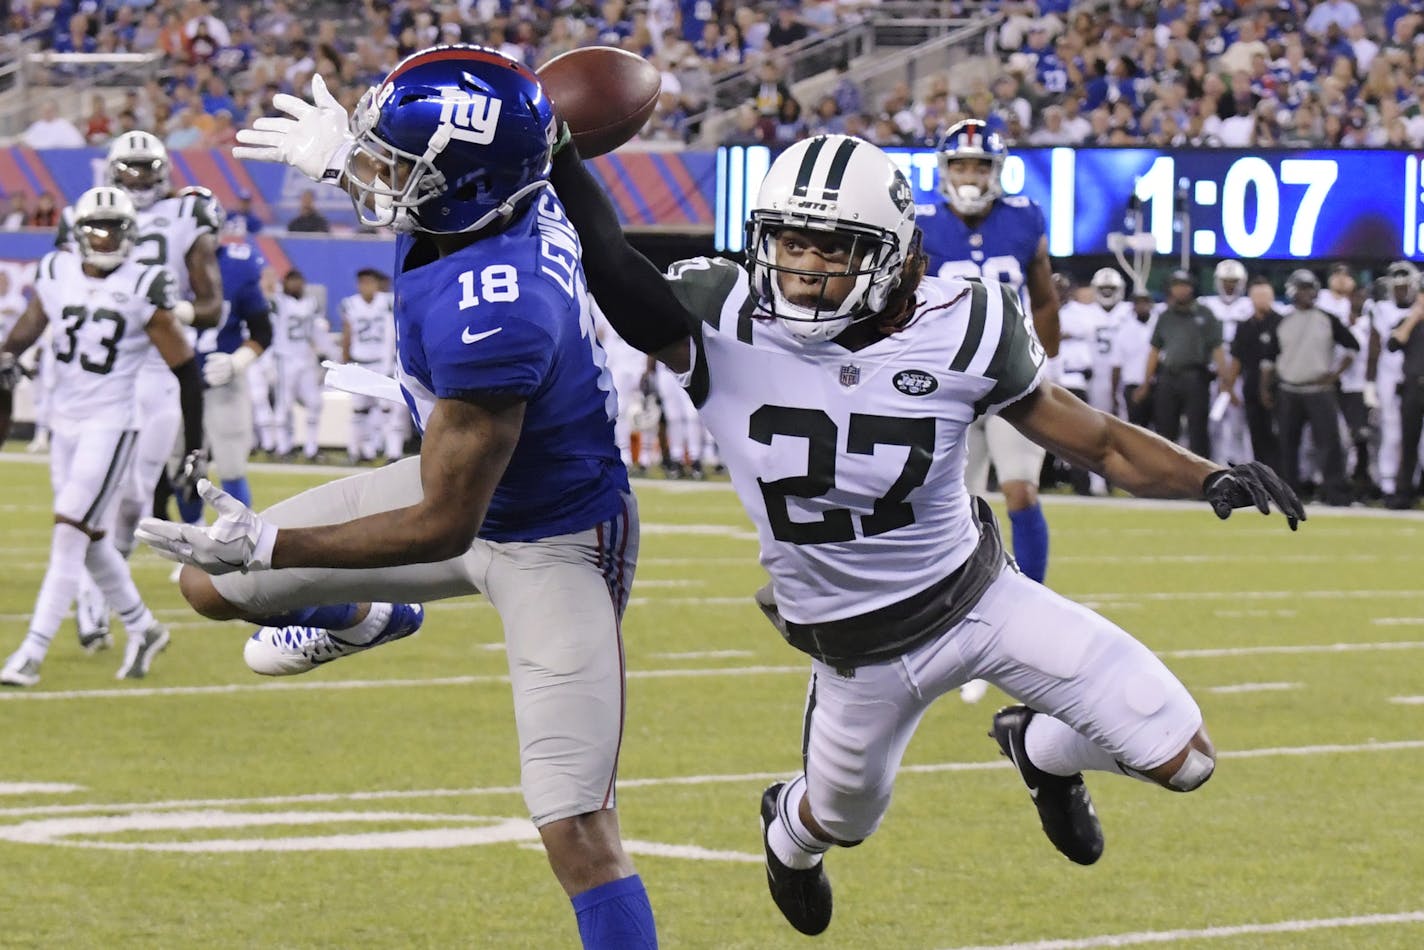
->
[
  {"left": 745, "top": 134, "right": 918, "bottom": 343},
  {"left": 1386, "top": 260, "right": 1420, "bottom": 304},
  {"left": 106, "top": 130, "right": 170, "bottom": 210},
  {"left": 1213, "top": 259, "right": 1247, "bottom": 302},
  {"left": 1090, "top": 267, "right": 1125, "bottom": 308},
  {"left": 72, "top": 186, "right": 137, "bottom": 272}
]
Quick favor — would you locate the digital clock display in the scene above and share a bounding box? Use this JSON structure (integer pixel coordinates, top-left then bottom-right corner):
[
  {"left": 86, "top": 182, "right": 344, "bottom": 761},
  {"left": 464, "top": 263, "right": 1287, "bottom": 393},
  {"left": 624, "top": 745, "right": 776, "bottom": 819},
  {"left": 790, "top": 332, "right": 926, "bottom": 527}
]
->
[{"left": 716, "top": 145, "right": 1424, "bottom": 261}]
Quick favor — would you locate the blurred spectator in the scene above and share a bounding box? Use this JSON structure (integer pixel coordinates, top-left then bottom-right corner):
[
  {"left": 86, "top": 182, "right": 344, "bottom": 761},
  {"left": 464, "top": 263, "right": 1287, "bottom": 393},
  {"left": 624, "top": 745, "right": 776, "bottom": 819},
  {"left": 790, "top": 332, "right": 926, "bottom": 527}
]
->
[
  {"left": 1, "top": 194, "right": 28, "bottom": 231},
  {"left": 288, "top": 191, "right": 330, "bottom": 233},
  {"left": 723, "top": 104, "right": 767, "bottom": 145},
  {"left": 753, "top": 61, "right": 791, "bottom": 119},
  {"left": 30, "top": 193, "right": 59, "bottom": 229},
  {"left": 772, "top": 97, "right": 807, "bottom": 145},
  {"left": 22, "top": 102, "right": 85, "bottom": 149},
  {"left": 1306, "top": 0, "right": 1363, "bottom": 37},
  {"left": 83, "top": 95, "right": 113, "bottom": 146},
  {"left": 767, "top": 4, "right": 808, "bottom": 48}
]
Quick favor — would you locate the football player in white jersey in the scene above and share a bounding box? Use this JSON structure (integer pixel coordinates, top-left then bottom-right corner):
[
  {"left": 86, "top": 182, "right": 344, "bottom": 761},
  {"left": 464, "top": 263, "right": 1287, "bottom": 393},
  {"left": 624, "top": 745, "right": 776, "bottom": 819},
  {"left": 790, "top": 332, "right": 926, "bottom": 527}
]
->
[
  {"left": 268, "top": 268, "right": 326, "bottom": 460},
  {"left": 1058, "top": 270, "right": 1127, "bottom": 494},
  {"left": 1374, "top": 261, "right": 1419, "bottom": 497},
  {"left": 595, "top": 308, "right": 658, "bottom": 475},
  {"left": 548, "top": 133, "right": 1304, "bottom": 935},
  {"left": 0, "top": 187, "right": 206, "bottom": 686},
  {"left": 66, "top": 131, "right": 224, "bottom": 649},
  {"left": 1199, "top": 260, "right": 1253, "bottom": 467},
  {"left": 340, "top": 267, "right": 396, "bottom": 463}
]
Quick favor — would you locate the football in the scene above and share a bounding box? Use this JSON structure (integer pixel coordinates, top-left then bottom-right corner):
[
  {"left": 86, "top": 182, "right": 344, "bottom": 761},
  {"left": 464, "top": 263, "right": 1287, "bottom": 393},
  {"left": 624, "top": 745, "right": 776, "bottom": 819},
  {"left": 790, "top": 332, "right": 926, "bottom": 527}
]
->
[{"left": 538, "top": 46, "right": 662, "bottom": 158}]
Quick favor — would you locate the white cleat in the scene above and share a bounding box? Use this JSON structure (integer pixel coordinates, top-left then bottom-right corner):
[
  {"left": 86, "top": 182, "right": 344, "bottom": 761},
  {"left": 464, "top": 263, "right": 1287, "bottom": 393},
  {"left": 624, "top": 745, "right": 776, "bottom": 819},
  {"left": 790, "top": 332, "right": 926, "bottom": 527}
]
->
[
  {"left": 244, "top": 604, "right": 424, "bottom": 677},
  {"left": 0, "top": 651, "right": 41, "bottom": 688},
  {"left": 116, "top": 624, "right": 170, "bottom": 680},
  {"left": 959, "top": 678, "right": 990, "bottom": 704}
]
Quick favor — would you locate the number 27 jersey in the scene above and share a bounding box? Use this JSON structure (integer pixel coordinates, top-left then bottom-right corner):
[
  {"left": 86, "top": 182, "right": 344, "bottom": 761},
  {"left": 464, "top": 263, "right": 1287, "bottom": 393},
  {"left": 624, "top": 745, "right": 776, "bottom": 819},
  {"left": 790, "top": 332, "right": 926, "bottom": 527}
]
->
[{"left": 668, "top": 258, "right": 1043, "bottom": 625}]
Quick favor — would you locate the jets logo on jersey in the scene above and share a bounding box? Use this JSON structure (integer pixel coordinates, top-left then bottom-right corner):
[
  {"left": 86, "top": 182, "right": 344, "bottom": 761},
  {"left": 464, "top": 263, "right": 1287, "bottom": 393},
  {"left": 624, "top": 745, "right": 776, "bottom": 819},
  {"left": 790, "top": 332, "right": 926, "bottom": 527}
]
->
[
  {"left": 438, "top": 91, "right": 501, "bottom": 145},
  {"left": 893, "top": 369, "right": 938, "bottom": 396}
]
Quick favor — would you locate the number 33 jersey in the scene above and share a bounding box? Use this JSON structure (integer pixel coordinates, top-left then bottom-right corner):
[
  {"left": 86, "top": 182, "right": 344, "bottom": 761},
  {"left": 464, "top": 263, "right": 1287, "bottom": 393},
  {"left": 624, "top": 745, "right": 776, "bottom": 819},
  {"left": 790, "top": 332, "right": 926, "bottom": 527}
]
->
[
  {"left": 667, "top": 258, "right": 1044, "bottom": 625},
  {"left": 32, "top": 249, "right": 176, "bottom": 428}
]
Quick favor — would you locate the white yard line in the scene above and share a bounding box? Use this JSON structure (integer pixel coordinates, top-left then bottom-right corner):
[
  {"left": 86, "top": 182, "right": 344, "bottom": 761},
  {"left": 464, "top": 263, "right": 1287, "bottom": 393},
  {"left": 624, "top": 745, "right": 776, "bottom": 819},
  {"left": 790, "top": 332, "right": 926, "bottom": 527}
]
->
[
  {"left": 1373, "top": 617, "right": 1424, "bottom": 625},
  {"left": 1162, "top": 640, "right": 1424, "bottom": 659},
  {"left": 0, "top": 783, "right": 84, "bottom": 796},
  {"left": 936, "top": 910, "right": 1424, "bottom": 950},
  {"left": 1390, "top": 696, "right": 1424, "bottom": 705},
  {"left": 1205, "top": 682, "right": 1300, "bottom": 694},
  {"left": 0, "top": 738, "right": 1418, "bottom": 821}
]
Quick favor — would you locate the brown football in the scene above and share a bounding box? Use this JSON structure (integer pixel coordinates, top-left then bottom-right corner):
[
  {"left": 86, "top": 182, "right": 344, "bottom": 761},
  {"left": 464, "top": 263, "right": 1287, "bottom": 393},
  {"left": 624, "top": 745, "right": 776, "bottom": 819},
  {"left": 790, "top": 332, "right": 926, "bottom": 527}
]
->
[{"left": 538, "top": 47, "right": 662, "bottom": 158}]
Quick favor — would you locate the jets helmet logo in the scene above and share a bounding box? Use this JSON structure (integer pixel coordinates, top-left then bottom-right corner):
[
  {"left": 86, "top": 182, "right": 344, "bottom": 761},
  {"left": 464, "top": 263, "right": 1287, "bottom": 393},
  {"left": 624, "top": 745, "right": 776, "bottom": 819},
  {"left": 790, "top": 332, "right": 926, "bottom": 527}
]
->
[
  {"left": 889, "top": 172, "right": 913, "bottom": 213},
  {"left": 438, "top": 90, "right": 502, "bottom": 145}
]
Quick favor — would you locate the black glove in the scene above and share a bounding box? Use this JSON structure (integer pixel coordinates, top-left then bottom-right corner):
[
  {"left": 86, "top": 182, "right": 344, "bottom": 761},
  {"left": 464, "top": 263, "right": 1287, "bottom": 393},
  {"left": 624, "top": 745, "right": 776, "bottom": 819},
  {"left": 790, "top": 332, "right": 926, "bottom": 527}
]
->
[
  {"left": 1203, "top": 461, "right": 1306, "bottom": 531},
  {"left": 172, "top": 449, "right": 209, "bottom": 505},
  {"left": 0, "top": 353, "right": 20, "bottom": 392}
]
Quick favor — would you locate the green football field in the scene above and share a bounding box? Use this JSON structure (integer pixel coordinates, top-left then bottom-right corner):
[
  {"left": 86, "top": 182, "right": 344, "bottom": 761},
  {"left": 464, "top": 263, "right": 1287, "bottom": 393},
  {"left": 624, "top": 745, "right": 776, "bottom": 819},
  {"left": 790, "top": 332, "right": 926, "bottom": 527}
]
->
[{"left": 2, "top": 451, "right": 1423, "bottom": 949}]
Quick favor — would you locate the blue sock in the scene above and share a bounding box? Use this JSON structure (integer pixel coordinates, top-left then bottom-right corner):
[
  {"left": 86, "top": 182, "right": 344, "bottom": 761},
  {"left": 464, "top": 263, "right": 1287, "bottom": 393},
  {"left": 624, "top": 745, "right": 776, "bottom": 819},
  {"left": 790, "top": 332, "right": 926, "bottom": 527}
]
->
[
  {"left": 1009, "top": 503, "right": 1049, "bottom": 583},
  {"left": 222, "top": 477, "right": 252, "bottom": 507},
  {"left": 571, "top": 874, "right": 657, "bottom": 950},
  {"left": 256, "top": 603, "right": 360, "bottom": 630},
  {"left": 176, "top": 492, "right": 204, "bottom": 525}
]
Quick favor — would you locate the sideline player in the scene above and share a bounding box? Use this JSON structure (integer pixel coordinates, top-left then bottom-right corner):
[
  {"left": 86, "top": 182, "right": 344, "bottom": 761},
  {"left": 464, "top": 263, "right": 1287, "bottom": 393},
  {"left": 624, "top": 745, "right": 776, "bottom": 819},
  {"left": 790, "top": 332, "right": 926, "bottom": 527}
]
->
[
  {"left": 549, "top": 133, "right": 1303, "bottom": 936},
  {"left": 138, "top": 50, "right": 659, "bottom": 949},
  {"left": 0, "top": 187, "right": 205, "bottom": 686},
  {"left": 268, "top": 269, "right": 326, "bottom": 460},
  {"left": 339, "top": 267, "right": 395, "bottom": 463},
  {"left": 65, "top": 132, "right": 223, "bottom": 649},
  {"left": 1199, "top": 260, "right": 1252, "bottom": 466}
]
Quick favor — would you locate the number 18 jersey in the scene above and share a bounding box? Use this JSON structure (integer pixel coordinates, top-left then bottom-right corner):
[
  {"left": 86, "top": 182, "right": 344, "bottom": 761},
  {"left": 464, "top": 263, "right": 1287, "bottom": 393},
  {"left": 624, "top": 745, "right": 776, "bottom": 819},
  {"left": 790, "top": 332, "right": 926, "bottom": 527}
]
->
[
  {"left": 918, "top": 195, "right": 1045, "bottom": 293},
  {"left": 667, "top": 258, "right": 1043, "bottom": 625},
  {"left": 32, "top": 249, "right": 174, "bottom": 427}
]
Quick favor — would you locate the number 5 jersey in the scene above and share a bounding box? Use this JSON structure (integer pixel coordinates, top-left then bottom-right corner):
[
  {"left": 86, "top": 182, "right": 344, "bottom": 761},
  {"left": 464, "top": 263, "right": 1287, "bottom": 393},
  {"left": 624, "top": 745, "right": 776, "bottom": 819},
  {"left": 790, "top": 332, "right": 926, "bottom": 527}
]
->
[{"left": 31, "top": 249, "right": 176, "bottom": 429}]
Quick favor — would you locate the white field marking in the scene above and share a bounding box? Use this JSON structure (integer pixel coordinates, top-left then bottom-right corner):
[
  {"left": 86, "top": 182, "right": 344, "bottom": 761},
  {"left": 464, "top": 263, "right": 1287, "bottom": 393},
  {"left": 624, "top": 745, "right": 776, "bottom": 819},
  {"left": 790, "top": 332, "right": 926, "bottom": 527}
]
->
[
  {"left": 652, "top": 650, "right": 756, "bottom": 660},
  {"left": 4, "top": 639, "right": 1423, "bottom": 703},
  {"left": 639, "top": 523, "right": 758, "bottom": 540},
  {"left": 1390, "top": 696, "right": 1424, "bottom": 705},
  {"left": 1373, "top": 617, "right": 1424, "bottom": 625},
  {"left": 1058, "top": 553, "right": 1378, "bottom": 565},
  {"left": 0, "top": 666, "right": 810, "bottom": 702},
  {"left": 1161, "top": 640, "right": 1424, "bottom": 659},
  {"left": 0, "top": 810, "right": 541, "bottom": 853},
  {"left": 1, "top": 738, "right": 1420, "bottom": 823},
  {"left": 1077, "top": 588, "right": 1424, "bottom": 603},
  {"left": 1213, "top": 609, "right": 1297, "bottom": 618},
  {"left": 0, "top": 783, "right": 84, "bottom": 796},
  {"left": 517, "top": 840, "right": 762, "bottom": 863},
  {"left": 630, "top": 579, "right": 704, "bottom": 588},
  {"left": 1205, "top": 681, "right": 1300, "bottom": 694},
  {"left": 937, "top": 910, "right": 1424, "bottom": 950},
  {"left": 639, "top": 556, "right": 756, "bottom": 566},
  {"left": 477, "top": 643, "right": 506, "bottom": 652}
]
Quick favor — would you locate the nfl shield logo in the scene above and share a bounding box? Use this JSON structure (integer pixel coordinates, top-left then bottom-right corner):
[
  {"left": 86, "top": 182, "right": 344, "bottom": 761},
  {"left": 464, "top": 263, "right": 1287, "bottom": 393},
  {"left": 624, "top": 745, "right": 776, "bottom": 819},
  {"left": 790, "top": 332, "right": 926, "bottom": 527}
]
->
[{"left": 839, "top": 364, "right": 861, "bottom": 387}]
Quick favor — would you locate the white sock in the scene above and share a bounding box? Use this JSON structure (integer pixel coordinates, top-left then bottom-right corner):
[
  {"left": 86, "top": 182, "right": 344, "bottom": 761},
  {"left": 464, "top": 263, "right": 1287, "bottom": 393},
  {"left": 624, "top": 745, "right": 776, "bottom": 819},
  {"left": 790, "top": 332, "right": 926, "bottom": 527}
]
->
[
  {"left": 85, "top": 538, "right": 156, "bottom": 636},
  {"left": 1023, "top": 714, "right": 1125, "bottom": 777},
  {"left": 768, "top": 775, "right": 828, "bottom": 869},
  {"left": 21, "top": 523, "right": 92, "bottom": 661},
  {"left": 333, "top": 602, "right": 393, "bottom": 645}
]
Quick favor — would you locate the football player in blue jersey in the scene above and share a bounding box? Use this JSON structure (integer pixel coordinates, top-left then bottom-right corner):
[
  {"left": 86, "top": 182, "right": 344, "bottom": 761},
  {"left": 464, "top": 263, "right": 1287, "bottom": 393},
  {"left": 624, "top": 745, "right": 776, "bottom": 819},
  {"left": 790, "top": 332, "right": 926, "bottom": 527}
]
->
[
  {"left": 137, "top": 47, "right": 658, "bottom": 950},
  {"left": 920, "top": 120, "right": 1058, "bottom": 576}
]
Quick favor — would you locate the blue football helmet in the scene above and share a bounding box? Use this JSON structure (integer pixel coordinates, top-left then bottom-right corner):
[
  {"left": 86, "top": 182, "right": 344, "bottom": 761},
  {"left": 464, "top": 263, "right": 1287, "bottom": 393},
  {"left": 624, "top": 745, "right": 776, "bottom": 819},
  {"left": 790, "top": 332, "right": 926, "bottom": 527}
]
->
[
  {"left": 936, "top": 119, "right": 1007, "bottom": 216},
  {"left": 346, "top": 45, "right": 558, "bottom": 233}
]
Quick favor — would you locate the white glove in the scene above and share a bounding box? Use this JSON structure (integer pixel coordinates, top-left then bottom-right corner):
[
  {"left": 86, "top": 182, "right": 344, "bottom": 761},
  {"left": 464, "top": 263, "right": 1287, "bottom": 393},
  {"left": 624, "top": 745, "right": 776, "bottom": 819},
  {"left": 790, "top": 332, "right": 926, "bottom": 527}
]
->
[
  {"left": 1364, "top": 380, "right": 1380, "bottom": 410},
  {"left": 233, "top": 74, "right": 354, "bottom": 184},
  {"left": 172, "top": 300, "right": 196, "bottom": 326},
  {"left": 202, "top": 347, "right": 257, "bottom": 387},
  {"left": 134, "top": 479, "right": 278, "bottom": 575}
]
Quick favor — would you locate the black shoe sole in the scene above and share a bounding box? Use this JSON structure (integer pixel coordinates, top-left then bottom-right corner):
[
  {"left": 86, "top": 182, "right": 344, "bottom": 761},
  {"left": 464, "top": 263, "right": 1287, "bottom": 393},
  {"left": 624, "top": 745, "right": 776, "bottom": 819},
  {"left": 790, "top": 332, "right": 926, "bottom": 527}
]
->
[{"left": 760, "top": 783, "right": 833, "bottom": 935}]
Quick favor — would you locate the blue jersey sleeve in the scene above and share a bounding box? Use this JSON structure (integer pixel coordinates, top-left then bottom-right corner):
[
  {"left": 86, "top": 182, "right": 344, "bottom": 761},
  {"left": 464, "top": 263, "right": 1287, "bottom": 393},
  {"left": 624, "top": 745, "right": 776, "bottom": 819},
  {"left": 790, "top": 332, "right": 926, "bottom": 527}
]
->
[{"left": 423, "top": 285, "right": 560, "bottom": 401}]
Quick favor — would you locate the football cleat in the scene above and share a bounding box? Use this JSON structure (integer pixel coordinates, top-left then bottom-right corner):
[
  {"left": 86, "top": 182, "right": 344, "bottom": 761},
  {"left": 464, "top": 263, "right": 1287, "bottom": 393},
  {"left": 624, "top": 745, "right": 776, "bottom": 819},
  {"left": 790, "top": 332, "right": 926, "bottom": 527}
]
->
[
  {"left": 78, "top": 628, "right": 113, "bottom": 655},
  {"left": 116, "top": 624, "right": 170, "bottom": 680},
  {"left": 0, "top": 652, "right": 41, "bottom": 688},
  {"left": 759, "top": 783, "right": 833, "bottom": 935},
  {"left": 244, "top": 603, "right": 424, "bottom": 676},
  {"left": 990, "top": 705, "right": 1104, "bottom": 866},
  {"left": 76, "top": 584, "right": 112, "bottom": 654}
]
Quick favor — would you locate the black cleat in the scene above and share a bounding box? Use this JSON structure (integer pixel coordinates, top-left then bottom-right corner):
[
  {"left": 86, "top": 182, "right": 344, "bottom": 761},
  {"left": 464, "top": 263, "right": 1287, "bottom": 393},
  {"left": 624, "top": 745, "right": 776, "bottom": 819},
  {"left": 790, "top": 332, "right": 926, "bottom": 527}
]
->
[
  {"left": 990, "top": 705, "right": 1105, "bottom": 866},
  {"left": 760, "top": 782, "right": 833, "bottom": 935}
]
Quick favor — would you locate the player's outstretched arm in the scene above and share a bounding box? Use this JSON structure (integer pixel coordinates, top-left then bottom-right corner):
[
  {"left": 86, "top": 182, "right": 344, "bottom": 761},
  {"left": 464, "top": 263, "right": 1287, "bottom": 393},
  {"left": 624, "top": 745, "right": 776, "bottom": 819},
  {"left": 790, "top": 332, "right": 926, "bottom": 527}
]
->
[
  {"left": 233, "top": 75, "right": 353, "bottom": 188},
  {"left": 549, "top": 143, "right": 695, "bottom": 372},
  {"left": 137, "top": 394, "right": 523, "bottom": 574},
  {"left": 1002, "top": 382, "right": 1305, "bottom": 529},
  {"left": 184, "top": 233, "right": 224, "bottom": 329}
]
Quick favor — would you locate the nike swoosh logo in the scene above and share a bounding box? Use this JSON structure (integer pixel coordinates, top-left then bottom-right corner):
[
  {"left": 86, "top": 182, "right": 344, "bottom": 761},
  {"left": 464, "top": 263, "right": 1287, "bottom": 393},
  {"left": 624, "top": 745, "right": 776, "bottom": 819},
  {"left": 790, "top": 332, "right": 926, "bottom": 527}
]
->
[{"left": 461, "top": 326, "right": 503, "bottom": 344}]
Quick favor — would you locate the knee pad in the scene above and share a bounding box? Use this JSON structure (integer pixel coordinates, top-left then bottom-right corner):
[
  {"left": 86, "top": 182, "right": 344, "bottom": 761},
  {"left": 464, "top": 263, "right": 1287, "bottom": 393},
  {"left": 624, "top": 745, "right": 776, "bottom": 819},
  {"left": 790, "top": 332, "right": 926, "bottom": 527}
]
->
[{"left": 1167, "top": 746, "right": 1215, "bottom": 792}]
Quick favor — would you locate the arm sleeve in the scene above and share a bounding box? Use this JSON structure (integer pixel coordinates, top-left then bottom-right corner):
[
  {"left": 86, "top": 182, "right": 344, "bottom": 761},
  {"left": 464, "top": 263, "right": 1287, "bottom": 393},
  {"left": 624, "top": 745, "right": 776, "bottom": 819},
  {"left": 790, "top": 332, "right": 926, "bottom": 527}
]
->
[
  {"left": 1329, "top": 314, "right": 1360, "bottom": 350},
  {"left": 549, "top": 144, "right": 697, "bottom": 352},
  {"left": 171, "top": 357, "right": 204, "bottom": 454},
  {"left": 240, "top": 283, "right": 273, "bottom": 350}
]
